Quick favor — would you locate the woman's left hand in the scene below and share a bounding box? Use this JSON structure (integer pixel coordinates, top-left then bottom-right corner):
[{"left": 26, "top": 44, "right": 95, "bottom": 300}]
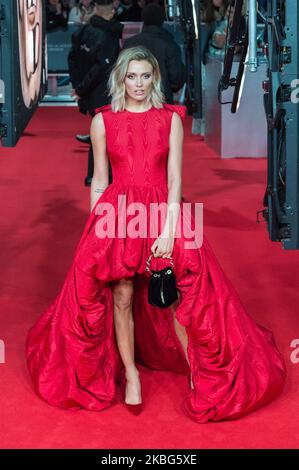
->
[{"left": 151, "top": 232, "right": 174, "bottom": 258}]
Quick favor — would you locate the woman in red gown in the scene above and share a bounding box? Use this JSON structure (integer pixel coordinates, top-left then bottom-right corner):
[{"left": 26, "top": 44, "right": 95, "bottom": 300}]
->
[{"left": 26, "top": 46, "right": 286, "bottom": 423}]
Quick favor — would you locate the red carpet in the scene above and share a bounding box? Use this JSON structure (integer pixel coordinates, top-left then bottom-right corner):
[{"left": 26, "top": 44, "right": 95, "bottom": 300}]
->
[{"left": 0, "top": 107, "right": 298, "bottom": 448}]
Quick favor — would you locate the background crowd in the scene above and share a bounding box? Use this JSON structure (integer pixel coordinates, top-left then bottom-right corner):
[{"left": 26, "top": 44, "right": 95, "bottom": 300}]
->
[
  {"left": 45, "top": 0, "right": 267, "bottom": 185},
  {"left": 46, "top": 0, "right": 165, "bottom": 30}
]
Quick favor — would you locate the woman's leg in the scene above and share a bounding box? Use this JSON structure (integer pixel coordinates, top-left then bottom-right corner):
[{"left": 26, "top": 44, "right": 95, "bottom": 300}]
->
[
  {"left": 111, "top": 277, "right": 142, "bottom": 404},
  {"left": 171, "top": 294, "right": 194, "bottom": 390}
]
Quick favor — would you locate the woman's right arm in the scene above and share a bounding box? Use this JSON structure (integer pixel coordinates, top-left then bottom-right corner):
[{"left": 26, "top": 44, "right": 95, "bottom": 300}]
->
[{"left": 90, "top": 112, "right": 109, "bottom": 212}]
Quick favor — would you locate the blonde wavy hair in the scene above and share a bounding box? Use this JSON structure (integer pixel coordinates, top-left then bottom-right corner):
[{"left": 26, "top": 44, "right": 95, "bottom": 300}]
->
[{"left": 107, "top": 46, "right": 166, "bottom": 112}]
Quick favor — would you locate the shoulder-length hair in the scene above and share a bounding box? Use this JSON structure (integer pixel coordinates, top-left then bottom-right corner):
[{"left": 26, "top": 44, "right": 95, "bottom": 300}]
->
[{"left": 107, "top": 46, "right": 165, "bottom": 112}]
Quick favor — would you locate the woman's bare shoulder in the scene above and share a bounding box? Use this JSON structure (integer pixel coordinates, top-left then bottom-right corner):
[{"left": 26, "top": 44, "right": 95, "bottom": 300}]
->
[
  {"left": 90, "top": 113, "right": 106, "bottom": 143},
  {"left": 163, "top": 103, "right": 187, "bottom": 124},
  {"left": 91, "top": 112, "right": 105, "bottom": 132},
  {"left": 170, "top": 111, "right": 184, "bottom": 133}
]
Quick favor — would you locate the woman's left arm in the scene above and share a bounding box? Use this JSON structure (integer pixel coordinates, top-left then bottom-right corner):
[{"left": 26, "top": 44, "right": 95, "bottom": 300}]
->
[
  {"left": 151, "top": 112, "right": 184, "bottom": 258},
  {"left": 164, "top": 111, "right": 184, "bottom": 237}
]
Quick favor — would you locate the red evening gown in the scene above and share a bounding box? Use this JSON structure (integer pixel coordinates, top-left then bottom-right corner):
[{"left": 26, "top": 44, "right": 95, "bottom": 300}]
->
[{"left": 25, "top": 103, "right": 286, "bottom": 423}]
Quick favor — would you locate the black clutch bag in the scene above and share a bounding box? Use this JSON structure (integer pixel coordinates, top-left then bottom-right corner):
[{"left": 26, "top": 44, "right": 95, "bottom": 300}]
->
[{"left": 145, "top": 253, "right": 178, "bottom": 308}]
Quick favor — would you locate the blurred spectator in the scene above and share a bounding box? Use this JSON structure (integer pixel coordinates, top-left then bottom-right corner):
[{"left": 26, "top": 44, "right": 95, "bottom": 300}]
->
[
  {"left": 46, "top": 0, "right": 68, "bottom": 31},
  {"left": 68, "top": 0, "right": 124, "bottom": 185},
  {"left": 61, "top": 0, "right": 72, "bottom": 17},
  {"left": 114, "top": 0, "right": 145, "bottom": 22},
  {"left": 68, "top": 1, "right": 81, "bottom": 22},
  {"left": 202, "top": 0, "right": 228, "bottom": 24},
  {"left": 69, "top": 0, "right": 95, "bottom": 23},
  {"left": 122, "top": 3, "right": 186, "bottom": 103},
  {"left": 208, "top": 2, "right": 246, "bottom": 58},
  {"left": 112, "top": 0, "right": 125, "bottom": 16}
]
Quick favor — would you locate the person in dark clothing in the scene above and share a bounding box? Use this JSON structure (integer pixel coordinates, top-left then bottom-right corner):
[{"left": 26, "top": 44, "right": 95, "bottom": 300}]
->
[
  {"left": 68, "top": 0, "right": 124, "bottom": 186},
  {"left": 46, "top": 0, "right": 69, "bottom": 31},
  {"left": 121, "top": 4, "right": 186, "bottom": 104},
  {"left": 114, "top": 0, "right": 145, "bottom": 21}
]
